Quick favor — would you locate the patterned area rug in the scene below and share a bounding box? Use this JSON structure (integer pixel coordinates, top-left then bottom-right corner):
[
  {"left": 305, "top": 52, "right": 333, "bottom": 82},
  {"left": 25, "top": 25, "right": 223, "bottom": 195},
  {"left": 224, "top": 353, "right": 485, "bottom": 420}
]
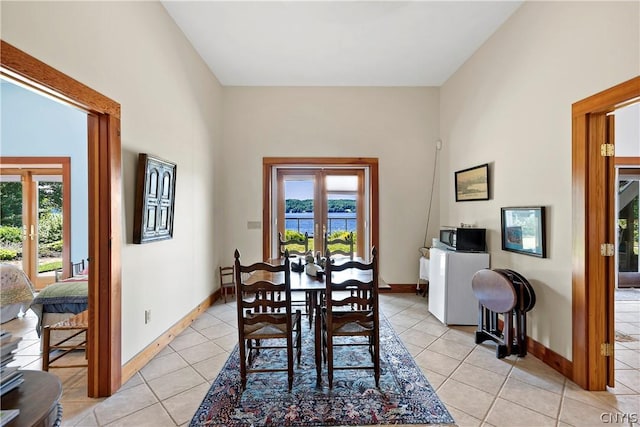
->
[{"left": 190, "top": 314, "right": 454, "bottom": 426}]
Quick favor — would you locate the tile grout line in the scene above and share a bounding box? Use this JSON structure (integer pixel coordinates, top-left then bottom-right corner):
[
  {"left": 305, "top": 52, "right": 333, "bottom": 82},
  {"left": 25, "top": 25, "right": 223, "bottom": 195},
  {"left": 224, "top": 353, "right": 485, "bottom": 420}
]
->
[
  {"left": 472, "top": 351, "right": 516, "bottom": 425},
  {"left": 555, "top": 377, "right": 569, "bottom": 427}
]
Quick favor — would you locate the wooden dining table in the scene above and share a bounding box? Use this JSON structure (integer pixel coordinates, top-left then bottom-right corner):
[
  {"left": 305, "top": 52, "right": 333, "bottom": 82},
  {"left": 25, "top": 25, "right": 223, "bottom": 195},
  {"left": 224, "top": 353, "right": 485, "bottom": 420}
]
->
[{"left": 245, "top": 255, "right": 374, "bottom": 383}]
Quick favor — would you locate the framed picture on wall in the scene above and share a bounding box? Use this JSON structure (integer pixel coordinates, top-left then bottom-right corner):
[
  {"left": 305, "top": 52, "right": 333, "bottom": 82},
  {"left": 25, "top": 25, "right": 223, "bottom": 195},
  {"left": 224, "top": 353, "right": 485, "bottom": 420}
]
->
[
  {"left": 501, "top": 206, "right": 547, "bottom": 258},
  {"left": 133, "top": 153, "right": 177, "bottom": 244},
  {"left": 455, "top": 163, "right": 489, "bottom": 201}
]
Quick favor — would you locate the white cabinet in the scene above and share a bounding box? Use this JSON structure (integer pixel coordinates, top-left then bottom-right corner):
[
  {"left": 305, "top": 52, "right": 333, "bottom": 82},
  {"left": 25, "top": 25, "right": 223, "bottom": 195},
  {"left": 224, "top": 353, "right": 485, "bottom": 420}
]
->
[{"left": 428, "top": 248, "right": 490, "bottom": 326}]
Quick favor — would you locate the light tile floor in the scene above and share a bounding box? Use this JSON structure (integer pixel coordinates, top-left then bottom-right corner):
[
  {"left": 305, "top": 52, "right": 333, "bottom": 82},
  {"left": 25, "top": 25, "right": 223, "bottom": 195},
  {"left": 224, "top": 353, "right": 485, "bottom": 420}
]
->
[{"left": 3, "top": 293, "right": 639, "bottom": 426}]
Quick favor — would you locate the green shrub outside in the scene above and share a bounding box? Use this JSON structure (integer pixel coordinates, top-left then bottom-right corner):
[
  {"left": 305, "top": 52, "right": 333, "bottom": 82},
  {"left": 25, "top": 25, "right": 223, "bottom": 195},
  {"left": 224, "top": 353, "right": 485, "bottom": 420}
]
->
[
  {"left": 0, "top": 213, "right": 63, "bottom": 242},
  {"left": 283, "top": 230, "right": 307, "bottom": 254},
  {"left": 0, "top": 248, "right": 17, "bottom": 260},
  {"left": 0, "top": 222, "right": 63, "bottom": 260},
  {"left": 0, "top": 226, "right": 22, "bottom": 243},
  {"left": 38, "top": 212, "right": 63, "bottom": 244},
  {"left": 284, "top": 230, "right": 304, "bottom": 241},
  {"left": 46, "top": 241, "right": 63, "bottom": 252},
  {"left": 282, "top": 230, "right": 358, "bottom": 255},
  {"left": 40, "top": 240, "right": 63, "bottom": 257}
]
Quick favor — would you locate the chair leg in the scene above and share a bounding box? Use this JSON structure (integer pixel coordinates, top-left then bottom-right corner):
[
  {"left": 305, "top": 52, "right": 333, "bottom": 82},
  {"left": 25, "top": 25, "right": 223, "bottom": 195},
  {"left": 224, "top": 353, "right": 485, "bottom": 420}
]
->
[
  {"left": 296, "top": 312, "right": 302, "bottom": 364},
  {"left": 316, "top": 311, "right": 323, "bottom": 385},
  {"left": 239, "top": 338, "right": 247, "bottom": 390},
  {"left": 374, "top": 334, "right": 380, "bottom": 388},
  {"left": 327, "top": 334, "right": 334, "bottom": 388},
  {"left": 287, "top": 333, "right": 294, "bottom": 391},
  {"left": 306, "top": 291, "right": 313, "bottom": 329}
]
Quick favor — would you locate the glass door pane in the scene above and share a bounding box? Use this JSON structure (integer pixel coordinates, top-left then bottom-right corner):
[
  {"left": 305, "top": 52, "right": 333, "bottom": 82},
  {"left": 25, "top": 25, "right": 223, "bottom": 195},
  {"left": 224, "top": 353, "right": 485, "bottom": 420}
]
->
[
  {"left": 325, "top": 174, "right": 359, "bottom": 256},
  {"left": 618, "top": 169, "right": 639, "bottom": 275},
  {"left": 33, "top": 175, "right": 63, "bottom": 287},
  {"left": 279, "top": 174, "right": 317, "bottom": 256},
  {"left": 0, "top": 175, "right": 24, "bottom": 273},
  {"left": 274, "top": 167, "right": 367, "bottom": 260},
  {"left": 0, "top": 171, "right": 63, "bottom": 288}
]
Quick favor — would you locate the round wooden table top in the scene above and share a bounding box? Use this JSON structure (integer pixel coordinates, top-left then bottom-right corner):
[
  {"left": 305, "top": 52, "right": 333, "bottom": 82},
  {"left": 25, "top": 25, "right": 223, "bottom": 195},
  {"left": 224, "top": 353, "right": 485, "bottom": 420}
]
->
[
  {"left": 471, "top": 269, "right": 517, "bottom": 313},
  {"left": 1, "top": 370, "right": 62, "bottom": 427}
]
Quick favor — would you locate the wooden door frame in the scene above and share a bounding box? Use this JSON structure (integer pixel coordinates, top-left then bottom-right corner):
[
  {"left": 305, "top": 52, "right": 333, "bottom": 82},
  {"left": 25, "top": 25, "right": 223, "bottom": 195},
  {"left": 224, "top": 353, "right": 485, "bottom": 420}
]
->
[
  {"left": 263, "top": 157, "right": 379, "bottom": 261},
  {"left": 572, "top": 75, "right": 640, "bottom": 390},
  {"left": 0, "top": 158, "right": 71, "bottom": 286},
  {"left": 1, "top": 40, "right": 122, "bottom": 397}
]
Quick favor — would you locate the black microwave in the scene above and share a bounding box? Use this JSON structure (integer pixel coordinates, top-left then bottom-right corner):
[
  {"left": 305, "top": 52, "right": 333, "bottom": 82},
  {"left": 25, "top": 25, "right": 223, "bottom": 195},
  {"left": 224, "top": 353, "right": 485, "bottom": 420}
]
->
[{"left": 439, "top": 228, "right": 486, "bottom": 252}]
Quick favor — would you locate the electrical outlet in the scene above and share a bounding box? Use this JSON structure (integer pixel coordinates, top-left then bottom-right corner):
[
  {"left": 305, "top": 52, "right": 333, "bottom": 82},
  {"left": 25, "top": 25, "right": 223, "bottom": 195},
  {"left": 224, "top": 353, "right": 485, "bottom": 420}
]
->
[{"left": 144, "top": 309, "right": 151, "bottom": 324}]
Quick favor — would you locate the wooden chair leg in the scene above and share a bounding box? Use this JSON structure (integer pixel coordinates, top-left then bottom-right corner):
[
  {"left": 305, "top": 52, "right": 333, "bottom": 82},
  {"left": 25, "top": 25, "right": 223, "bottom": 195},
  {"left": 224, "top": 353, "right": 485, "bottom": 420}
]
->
[
  {"left": 287, "top": 334, "right": 294, "bottom": 390},
  {"left": 42, "top": 326, "right": 51, "bottom": 371},
  {"left": 239, "top": 338, "right": 247, "bottom": 390},
  {"left": 327, "top": 334, "right": 334, "bottom": 388},
  {"left": 374, "top": 334, "right": 380, "bottom": 387}
]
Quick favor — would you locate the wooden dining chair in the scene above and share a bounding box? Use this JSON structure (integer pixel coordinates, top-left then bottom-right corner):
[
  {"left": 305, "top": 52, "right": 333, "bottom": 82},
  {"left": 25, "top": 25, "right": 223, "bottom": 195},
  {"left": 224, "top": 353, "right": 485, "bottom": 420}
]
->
[
  {"left": 279, "top": 231, "right": 314, "bottom": 326},
  {"left": 219, "top": 265, "right": 235, "bottom": 303},
  {"left": 321, "top": 246, "right": 379, "bottom": 388},
  {"left": 324, "top": 231, "right": 356, "bottom": 309},
  {"left": 278, "top": 231, "right": 309, "bottom": 257},
  {"left": 234, "top": 249, "right": 302, "bottom": 390},
  {"left": 324, "top": 231, "right": 354, "bottom": 259}
]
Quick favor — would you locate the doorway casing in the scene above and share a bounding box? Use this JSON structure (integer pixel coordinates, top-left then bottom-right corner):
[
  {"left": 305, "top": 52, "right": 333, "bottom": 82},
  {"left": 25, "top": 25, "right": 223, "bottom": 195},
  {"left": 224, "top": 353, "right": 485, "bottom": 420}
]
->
[
  {"left": 263, "top": 157, "right": 379, "bottom": 261},
  {"left": 1, "top": 40, "right": 122, "bottom": 397},
  {"left": 572, "top": 75, "right": 640, "bottom": 390}
]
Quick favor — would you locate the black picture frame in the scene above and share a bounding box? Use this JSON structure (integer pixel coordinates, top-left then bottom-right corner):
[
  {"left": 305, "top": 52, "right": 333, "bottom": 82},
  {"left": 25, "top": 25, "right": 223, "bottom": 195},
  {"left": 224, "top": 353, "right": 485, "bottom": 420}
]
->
[
  {"left": 501, "top": 206, "right": 547, "bottom": 258},
  {"left": 455, "top": 163, "right": 489, "bottom": 201},
  {"left": 133, "top": 153, "right": 177, "bottom": 244}
]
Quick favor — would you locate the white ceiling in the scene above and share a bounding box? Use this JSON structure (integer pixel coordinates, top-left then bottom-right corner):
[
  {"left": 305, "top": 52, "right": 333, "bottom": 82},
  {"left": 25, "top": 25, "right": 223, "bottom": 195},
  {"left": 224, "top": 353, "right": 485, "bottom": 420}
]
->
[{"left": 162, "top": 1, "right": 523, "bottom": 87}]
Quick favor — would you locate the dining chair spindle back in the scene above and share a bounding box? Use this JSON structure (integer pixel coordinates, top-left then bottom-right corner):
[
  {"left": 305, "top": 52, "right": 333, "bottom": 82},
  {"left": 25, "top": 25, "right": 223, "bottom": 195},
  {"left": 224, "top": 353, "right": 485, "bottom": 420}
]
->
[
  {"left": 322, "top": 246, "right": 379, "bottom": 388},
  {"left": 324, "top": 231, "right": 354, "bottom": 259},
  {"left": 234, "top": 249, "right": 302, "bottom": 390},
  {"left": 279, "top": 231, "right": 309, "bottom": 257}
]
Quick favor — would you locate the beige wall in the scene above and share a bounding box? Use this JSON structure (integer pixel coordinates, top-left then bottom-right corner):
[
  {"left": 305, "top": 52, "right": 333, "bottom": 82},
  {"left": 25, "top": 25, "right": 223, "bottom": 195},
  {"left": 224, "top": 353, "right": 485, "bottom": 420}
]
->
[
  {"left": 1, "top": 1, "right": 224, "bottom": 362},
  {"left": 440, "top": 1, "right": 640, "bottom": 360},
  {"left": 4, "top": 0, "right": 637, "bottom": 369},
  {"left": 221, "top": 87, "right": 440, "bottom": 283}
]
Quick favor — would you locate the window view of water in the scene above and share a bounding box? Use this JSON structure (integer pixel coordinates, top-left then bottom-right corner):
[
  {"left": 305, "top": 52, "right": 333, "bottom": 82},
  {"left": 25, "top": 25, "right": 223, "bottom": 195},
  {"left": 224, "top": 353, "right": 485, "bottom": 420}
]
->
[{"left": 285, "top": 212, "right": 356, "bottom": 237}]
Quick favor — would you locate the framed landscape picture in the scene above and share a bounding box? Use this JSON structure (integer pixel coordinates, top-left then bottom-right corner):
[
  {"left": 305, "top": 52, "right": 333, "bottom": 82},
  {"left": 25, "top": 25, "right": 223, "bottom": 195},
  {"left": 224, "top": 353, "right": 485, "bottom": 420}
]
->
[
  {"left": 501, "top": 206, "right": 546, "bottom": 258},
  {"left": 133, "top": 153, "right": 177, "bottom": 244},
  {"left": 455, "top": 163, "right": 489, "bottom": 201}
]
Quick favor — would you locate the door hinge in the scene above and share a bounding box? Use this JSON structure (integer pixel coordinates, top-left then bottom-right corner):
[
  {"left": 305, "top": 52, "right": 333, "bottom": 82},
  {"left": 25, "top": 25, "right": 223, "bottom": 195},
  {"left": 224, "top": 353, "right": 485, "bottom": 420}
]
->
[
  {"left": 601, "top": 343, "right": 613, "bottom": 357},
  {"left": 600, "top": 143, "right": 614, "bottom": 157},
  {"left": 600, "top": 243, "right": 615, "bottom": 256}
]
